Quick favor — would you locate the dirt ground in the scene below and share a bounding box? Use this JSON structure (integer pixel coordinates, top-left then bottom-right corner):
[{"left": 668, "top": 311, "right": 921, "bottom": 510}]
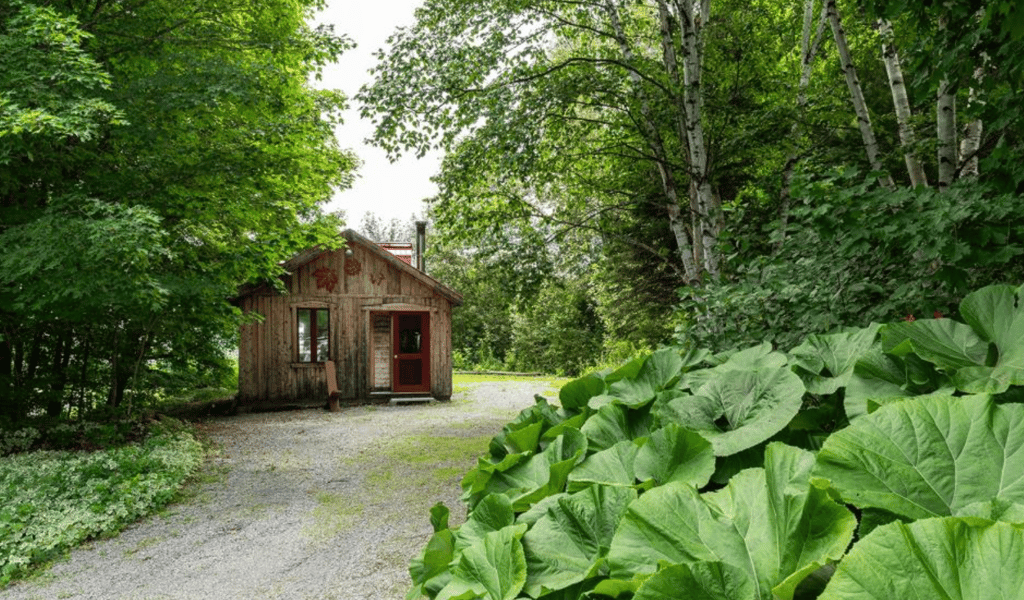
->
[{"left": 0, "top": 380, "right": 556, "bottom": 600}]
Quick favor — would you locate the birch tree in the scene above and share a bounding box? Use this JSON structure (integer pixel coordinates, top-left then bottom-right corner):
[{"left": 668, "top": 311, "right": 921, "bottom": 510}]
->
[
  {"left": 877, "top": 18, "right": 927, "bottom": 187},
  {"left": 826, "top": 0, "right": 894, "bottom": 188},
  {"left": 360, "top": 0, "right": 749, "bottom": 284},
  {"left": 779, "top": 0, "right": 828, "bottom": 249}
]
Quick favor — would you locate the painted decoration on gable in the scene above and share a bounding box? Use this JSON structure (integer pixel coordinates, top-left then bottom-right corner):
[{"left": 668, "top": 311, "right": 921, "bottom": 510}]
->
[
  {"left": 313, "top": 266, "right": 339, "bottom": 293},
  {"left": 370, "top": 271, "right": 386, "bottom": 286},
  {"left": 344, "top": 258, "right": 362, "bottom": 276}
]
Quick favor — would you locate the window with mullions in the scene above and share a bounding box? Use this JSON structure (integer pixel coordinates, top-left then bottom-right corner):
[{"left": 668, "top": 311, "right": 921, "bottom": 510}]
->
[{"left": 297, "top": 308, "right": 329, "bottom": 362}]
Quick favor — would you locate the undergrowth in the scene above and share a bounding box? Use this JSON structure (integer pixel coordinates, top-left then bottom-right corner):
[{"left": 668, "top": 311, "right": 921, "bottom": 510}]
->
[{"left": 0, "top": 419, "right": 205, "bottom": 586}]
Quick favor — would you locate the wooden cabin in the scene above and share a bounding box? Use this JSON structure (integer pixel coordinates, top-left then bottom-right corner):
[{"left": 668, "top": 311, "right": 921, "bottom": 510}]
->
[{"left": 234, "top": 226, "right": 462, "bottom": 410}]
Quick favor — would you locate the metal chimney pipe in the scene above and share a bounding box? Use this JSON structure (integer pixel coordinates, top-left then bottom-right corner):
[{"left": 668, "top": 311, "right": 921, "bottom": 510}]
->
[{"left": 415, "top": 221, "right": 427, "bottom": 272}]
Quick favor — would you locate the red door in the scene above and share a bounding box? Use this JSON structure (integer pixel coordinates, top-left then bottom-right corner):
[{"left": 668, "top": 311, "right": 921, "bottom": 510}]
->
[{"left": 393, "top": 312, "right": 430, "bottom": 393}]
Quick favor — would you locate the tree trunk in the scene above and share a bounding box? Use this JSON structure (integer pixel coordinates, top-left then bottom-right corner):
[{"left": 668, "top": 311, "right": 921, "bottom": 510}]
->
[
  {"left": 827, "top": 0, "right": 894, "bottom": 188},
  {"left": 935, "top": 16, "right": 957, "bottom": 190},
  {"left": 76, "top": 332, "right": 92, "bottom": 419},
  {"left": 654, "top": 0, "right": 703, "bottom": 283},
  {"left": 877, "top": 19, "right": 927, "bottom": 187},
  {"left": 779, "top": 0, "right": 828, "bottom": 252},
  {"left": 605, "top": 0, "right": 700, "bottom": 282},
  {"left": 25, "top": 329, "right": 44, "bottom": 383},
  {"left": 47, "top": 330, "right": 73, "bottom": 418},
  {"left": 0, "top": 336, "right": 13, "bottom": 421},
  {"left": 936, "top": 78, "right": 957, "bottom": 190},
  {"left": 959, "top": 65, "right": 984, "bottom": 178},
  {"left": 673, "top": 0, "right": 720, "bottom": 278}
]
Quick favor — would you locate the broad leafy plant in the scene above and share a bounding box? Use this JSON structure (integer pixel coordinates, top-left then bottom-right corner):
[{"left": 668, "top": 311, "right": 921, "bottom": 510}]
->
[{"left": 408, "top": 283, "right": 1024, "bottom": 600}]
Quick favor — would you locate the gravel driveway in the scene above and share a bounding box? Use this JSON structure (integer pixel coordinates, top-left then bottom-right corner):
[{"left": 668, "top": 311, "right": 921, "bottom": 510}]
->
[{"left": 1, "top": 380, "right": 556, "bottom": 600}]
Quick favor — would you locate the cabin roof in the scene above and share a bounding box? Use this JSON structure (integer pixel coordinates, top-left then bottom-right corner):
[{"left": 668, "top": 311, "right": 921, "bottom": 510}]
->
[{"left": 237, "top": 229, "right": 463, "bottom": 306}]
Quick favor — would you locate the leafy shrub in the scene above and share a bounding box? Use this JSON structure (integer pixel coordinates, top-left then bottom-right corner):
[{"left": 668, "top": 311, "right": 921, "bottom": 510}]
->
[
  {"left": 678, "top": 172, "right": 1024, "bottom": 352},
  {"left": 0, "top": 428, "right": 40, "bottom": 456},
  {"left": 0, "top": 428, "right": 204, "bottom": 585},
  {"left": 407, "top": 283, "right": 1024, "bottom": 599},
  {"left": 507, "top": 280, "right": 604, "bottom": 376}
]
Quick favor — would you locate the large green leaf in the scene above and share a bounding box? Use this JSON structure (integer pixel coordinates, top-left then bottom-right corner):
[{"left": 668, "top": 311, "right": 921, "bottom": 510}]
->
[
  {"left": 660, "top": 367, "right": 805, "bottom": 456},
  {"left": 959, "top": 284, "right": 1024, "bottom": 361},
  {"left": 481, "top": 429, "right": 588, "bottom": 511},
  {"left": 633, "top": 562, "right": 756, "bottom": 600},
  {"left": 881, "top": 284, "right": 1024, "bottom": 394},
  {"left": 819, "top": 518, "right": 1024, "bottom": 599},
  {"left": 883, "top": 319, "right": 989, "bottom": 370},
  {"left": 521, "top": 485, "right": 637, "bottom": 597},
  {"left": 790, "top": 324, "right": 881, "bottom": 395},
  {"left": 566, "top": 425, "right": 715, "bottom": 493},
  {"left": 437, "top": 524, "right": 529, "bottom": 600},
  {"left": 462, "top": 452, "right": 530, "bottom": 509},
  {"left": 843, "top": 346, "right": 915, "bottom": 419},
  {"left": 579, "top": 404, "right": 653, "bottom": 452},
  {"left": 457, "top": 494, "right": 516, "bottom": 552},
  {"left": 487, "top": 398, "right": 567, "bottom": 461},
  {"left": 567, "top": 441, "right": 641, "bottom": 491},
  {"left": 606, "top": 348, "right": 684, "bottom": 407},
  {"left": 559, "top": 374, "right": 606, "bottom": 410},
  {"left": 633, "top": 424, "right": 715, "bottom": 489},
  {"left": 680, "top": 343, "right": 787, "bottom": 392},
  {"left": 505, "top": 422, "right": 544, "bottom": 454},
  {"left": 813, "top": 394, "right": 1024, "bottom": 520},
  {"left": 608, "top": 444, "right": 856, "bottom": 600},
  {"left": 409, "top": 529, "right": 456, "bottom": 595}
]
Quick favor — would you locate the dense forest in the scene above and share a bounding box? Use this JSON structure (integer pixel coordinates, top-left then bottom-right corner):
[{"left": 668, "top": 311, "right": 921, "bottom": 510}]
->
[
  {"left": 0, "top": 0, "right": 355, "bottom": 421},
  {"left": 360, "top": 0, "right": 1024, "bottom": 375}
]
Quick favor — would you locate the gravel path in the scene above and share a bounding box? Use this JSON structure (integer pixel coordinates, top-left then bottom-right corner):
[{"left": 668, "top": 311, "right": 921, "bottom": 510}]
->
[{"left": 1, "top": 380, "right": 556, "bottom": 600}]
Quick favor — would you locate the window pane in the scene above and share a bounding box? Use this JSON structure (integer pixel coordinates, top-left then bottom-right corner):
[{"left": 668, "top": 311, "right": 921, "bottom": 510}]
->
[
  {"left": 316, "top": 309, "right": 329, "bottom": 362},
  {"left": 297, "top": 309, "right": 312, "bottom": 362},
  {"left": 398, "top": 315, "right": 422, "bottom": 353}
]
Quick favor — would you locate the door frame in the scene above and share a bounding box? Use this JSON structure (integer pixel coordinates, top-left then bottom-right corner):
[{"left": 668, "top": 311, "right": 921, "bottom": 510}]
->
[{"left": 392, "top": 311, "right": 430, "bottom": 393}]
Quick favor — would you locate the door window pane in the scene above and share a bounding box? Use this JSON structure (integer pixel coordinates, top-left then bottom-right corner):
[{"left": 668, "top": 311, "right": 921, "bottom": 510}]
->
[{"left": 398, "top": 314, "right": 422, "bottom": 353}]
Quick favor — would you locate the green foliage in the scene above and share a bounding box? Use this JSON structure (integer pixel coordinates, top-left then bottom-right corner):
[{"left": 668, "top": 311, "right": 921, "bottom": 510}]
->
[
  {"left": 0, "top": 1, "right": 122, "bottom": 151},
  {"left": 1, "top": 0, "right": 356, "bottom": 420},
  {"left": 508, "top": 281, "right": 605, "bottom": 377},
  {"left": 407, "top": 283, "right": 1024, "bottom": 600},
  {"left": 819, "top": 518, "right": 1024, "bottom": 600},
  {"left": 813, "top": 394, "right": 1024, "bottom": 521},
  {"left": 0, "top": 428, "right": 204, "bottom": 585},
  {"left": 680, "top": 170, "right": 1024, "bottom": 352}
]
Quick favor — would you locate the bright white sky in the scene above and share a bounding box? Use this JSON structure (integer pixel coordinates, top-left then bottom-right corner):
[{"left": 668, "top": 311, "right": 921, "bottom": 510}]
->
[{"left": 311, "top": 0, "right": 440, "bottom": 228}]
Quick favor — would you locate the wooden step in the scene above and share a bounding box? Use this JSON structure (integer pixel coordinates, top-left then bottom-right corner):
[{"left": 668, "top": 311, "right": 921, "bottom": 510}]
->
[{"left": 389, "top": 396, "right": 433, "bottom": 406}]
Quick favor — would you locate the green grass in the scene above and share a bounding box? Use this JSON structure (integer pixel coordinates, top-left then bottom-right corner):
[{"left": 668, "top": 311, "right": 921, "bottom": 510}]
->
[
  {"left": 303, "top": 492, "right": 364, "bottom": 545},
  {"left": 0, "top": 428, "right": 206, "bottom": 587},
  {"left": 452, "top": 372, "right": 571, "bottom": 398},
  {"left": 359, "top": 432, "right": 496, "bottom": 521}
]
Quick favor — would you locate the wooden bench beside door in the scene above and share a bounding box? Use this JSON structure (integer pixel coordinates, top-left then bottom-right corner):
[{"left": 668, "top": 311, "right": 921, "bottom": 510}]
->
[{"left": 325, "top": 360, "right": 341, "bottom": 412}]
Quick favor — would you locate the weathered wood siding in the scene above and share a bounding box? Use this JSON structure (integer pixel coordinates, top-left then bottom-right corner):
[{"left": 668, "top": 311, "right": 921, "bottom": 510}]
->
[{"left": 236, "top": 236, "right": 458, "bottom": 408}]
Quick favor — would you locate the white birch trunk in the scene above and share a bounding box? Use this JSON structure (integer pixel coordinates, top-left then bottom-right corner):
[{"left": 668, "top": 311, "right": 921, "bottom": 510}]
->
[
  {"left": 959, "top": 116, "right": 982, "bottom": 178},
  {"left": 779, "top": 0, "right": 828, "bottom": 251},
  {"left": 935, "top": 15, "right": 957, "bottom": 190},
  {"left": 936, "top": 78, "right": 957, "bottom": 190},
  {"left": 673, "top": 0, "right": 720, "bottom": 278},
  {"left": 877, "top": 19, "right": 927, "bottom": 187},
  {"left": 604, "top": 0, "right": 700, "bottom": 282},
  {"left": 959, "top": 64, "right": 984, "bottom": 178},
  {"left": 827, "top": 0, "right": 894, "bottom": 188},
  {"left": 654, "top": 0, "right": 704, "bottom": 280}
]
